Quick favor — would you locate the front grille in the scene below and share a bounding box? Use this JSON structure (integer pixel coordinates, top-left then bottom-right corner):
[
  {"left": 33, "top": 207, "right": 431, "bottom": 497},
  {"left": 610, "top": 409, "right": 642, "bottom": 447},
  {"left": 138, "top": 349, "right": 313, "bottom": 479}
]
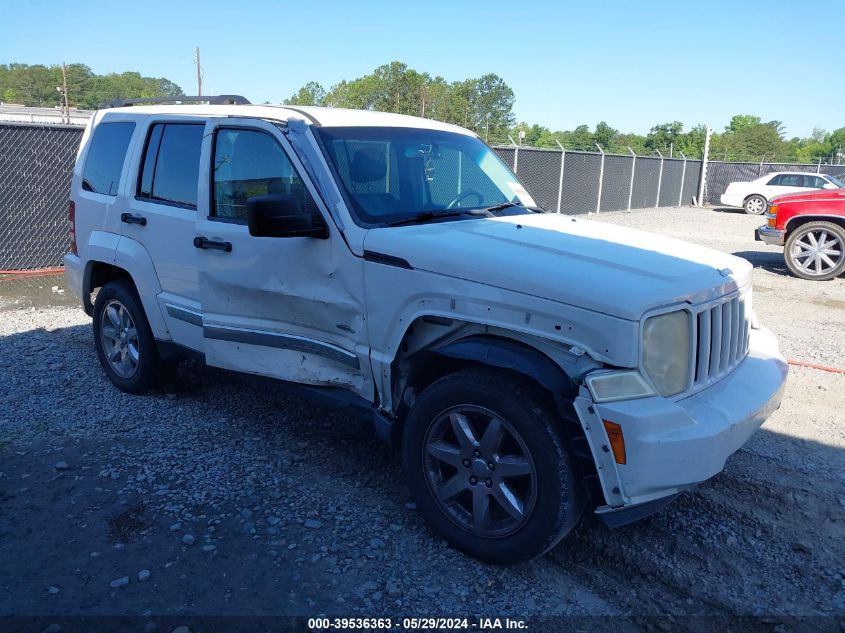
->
[{"left": 691, "top": 291, "right": 750, "bottom": 389}]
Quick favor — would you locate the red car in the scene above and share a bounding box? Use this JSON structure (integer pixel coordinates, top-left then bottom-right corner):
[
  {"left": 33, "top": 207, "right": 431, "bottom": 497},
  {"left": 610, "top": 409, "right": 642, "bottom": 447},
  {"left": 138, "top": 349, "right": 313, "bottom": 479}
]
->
[{"left": 756, "top": 188, "right": 845, "bottom": 280}]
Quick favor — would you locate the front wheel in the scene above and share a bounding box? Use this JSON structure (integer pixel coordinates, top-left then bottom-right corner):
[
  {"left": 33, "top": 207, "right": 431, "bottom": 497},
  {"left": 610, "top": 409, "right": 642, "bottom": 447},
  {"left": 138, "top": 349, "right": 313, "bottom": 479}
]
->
[
  {"left": 784, "top": 221, "right": 845, "bottom": 281},
  {"left": 402, "top": 367, "right": 584, "bottom": 564},
  {"left": 744, "top": 195, "right": 767, "bottom": 215}
]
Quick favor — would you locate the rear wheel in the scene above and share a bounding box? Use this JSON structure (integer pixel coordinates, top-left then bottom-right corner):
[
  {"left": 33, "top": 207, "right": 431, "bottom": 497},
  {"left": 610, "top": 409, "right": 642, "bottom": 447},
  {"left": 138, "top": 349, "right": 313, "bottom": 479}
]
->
[
  {"left": 402, "top": 367, "right": 584, "bottom": 564},
  {"left": 784, "top": 221, "right": 845, "bottom": 281},
  {"left": 744, "top": 195, "right": 767, "bottom": 215},
  {"left": 93, "top": 279, "right": 170, "bottom": 393}
]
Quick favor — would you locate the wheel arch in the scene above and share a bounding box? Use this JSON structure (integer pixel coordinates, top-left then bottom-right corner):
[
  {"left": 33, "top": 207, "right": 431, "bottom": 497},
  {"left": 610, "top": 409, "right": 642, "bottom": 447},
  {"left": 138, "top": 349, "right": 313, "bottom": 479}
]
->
[
  {"left": 83, "top": 260, "right": 134, "bottom": 316},
  {"left": 390, "top": 327, "right": 607, "bottom": 510},
  {"left": 743, "top": 192, "right": 767, "bottom": 204},
  {"left": 784, "top": 214, "right": 845, "bottom": 236}
]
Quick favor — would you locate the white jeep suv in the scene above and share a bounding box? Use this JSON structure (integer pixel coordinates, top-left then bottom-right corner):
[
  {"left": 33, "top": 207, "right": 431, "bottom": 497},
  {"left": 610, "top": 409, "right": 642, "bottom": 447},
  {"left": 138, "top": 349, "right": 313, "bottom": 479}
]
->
[{"left": 64, "top": 96, "right": 788, "bottom": 563}]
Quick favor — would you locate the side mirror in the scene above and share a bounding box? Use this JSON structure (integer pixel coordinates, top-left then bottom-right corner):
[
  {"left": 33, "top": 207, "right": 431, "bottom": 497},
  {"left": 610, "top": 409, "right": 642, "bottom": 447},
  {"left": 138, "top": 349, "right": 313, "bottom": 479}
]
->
[
  {"left": 822, "top": 182, "right": 836, "bottom": 190},
  {"left": 246, "top": 195, "right": 329, "bottom": 239}
]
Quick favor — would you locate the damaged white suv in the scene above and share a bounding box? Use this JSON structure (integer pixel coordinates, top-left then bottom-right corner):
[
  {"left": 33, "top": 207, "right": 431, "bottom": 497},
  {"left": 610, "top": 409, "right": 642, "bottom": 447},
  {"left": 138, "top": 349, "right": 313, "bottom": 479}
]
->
[{"left": 65, "top": 96, "right": 788, "bottom": 563}]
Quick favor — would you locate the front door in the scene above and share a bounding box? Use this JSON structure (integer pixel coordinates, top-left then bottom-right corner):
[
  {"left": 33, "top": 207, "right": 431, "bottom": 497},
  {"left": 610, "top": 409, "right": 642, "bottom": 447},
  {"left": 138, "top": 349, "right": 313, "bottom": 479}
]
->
[{"left": 193, "top": 118, "right": 372, "bottom": 399}]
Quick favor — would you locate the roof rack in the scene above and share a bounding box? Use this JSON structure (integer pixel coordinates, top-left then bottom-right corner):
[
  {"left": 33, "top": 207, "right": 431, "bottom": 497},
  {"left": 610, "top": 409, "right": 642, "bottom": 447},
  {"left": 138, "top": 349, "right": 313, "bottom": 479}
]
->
[{"left": 99, "top": 95, "right": 251, "bottom": 109}]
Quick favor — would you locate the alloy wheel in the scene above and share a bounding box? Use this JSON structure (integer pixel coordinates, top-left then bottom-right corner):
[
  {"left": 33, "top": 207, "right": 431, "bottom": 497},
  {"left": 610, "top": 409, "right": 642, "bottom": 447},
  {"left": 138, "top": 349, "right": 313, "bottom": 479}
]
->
[
  {"left": 789, "top": 228, "right": 844, "bottom": 277},
  {"left": 99, "top": 299, "right": 140, "bottom": 378},
  {"left": 423, "top": 405, "right": 537, "bottom": 538},
  {"left": 745, "top": 196, "right": 766, "bottom": 214}
]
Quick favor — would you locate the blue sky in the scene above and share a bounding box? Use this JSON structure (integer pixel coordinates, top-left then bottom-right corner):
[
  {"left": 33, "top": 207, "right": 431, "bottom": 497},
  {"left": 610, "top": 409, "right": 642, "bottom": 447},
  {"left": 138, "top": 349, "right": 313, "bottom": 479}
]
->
[{"left": 2, "top": 0, "right": 842, "bottom": 138}]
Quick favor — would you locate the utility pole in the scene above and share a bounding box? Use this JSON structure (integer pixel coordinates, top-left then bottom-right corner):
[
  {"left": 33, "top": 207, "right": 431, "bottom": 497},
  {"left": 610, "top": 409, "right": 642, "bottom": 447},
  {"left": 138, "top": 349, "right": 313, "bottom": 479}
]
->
[
  {"left": 194, "top": 47, "right": 202, "bottom": 97},
  {"left": 696, "top": 127, "right": 713, "bottom": 207},
  {"left": 61, "top": 63, "right": 69, "bottom": 124}
]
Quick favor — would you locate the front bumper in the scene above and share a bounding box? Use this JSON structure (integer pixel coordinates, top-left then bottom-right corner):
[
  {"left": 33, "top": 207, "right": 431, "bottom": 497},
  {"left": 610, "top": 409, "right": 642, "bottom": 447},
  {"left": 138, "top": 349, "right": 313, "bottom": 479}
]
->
[
  {"left": 755, "top": 225, "right": 785, "bottom": 246},
  {"left": 579, "top": 326, "right": 787, "bottom": 518}
]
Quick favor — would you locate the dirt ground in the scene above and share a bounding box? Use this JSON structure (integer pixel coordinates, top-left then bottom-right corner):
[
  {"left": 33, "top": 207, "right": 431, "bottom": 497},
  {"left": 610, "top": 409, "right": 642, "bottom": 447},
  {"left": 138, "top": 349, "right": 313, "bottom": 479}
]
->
[{"left": 0, "top": 206, "right": 843, "bottom": 632}]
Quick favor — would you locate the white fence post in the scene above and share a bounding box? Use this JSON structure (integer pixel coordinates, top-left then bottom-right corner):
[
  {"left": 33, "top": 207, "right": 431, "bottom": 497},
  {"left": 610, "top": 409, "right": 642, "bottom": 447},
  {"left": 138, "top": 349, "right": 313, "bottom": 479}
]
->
[
  {"left": 595, "top": 143, "right": 605, "bottom": 213},
  {"left": 555, "top": 140, "right": 566, "bottom": 213},
  {"left": 508, "top": 135, "right": 519, "bottom": 174},
  {"left": 654, "top": 149, "right": 664, "bottom": 209},
  {"left": 817, "top": 157, "right": 822, "bottom": 173},
  {"left": 678, "top": 151, "right": 687, "bottom": 207},
  {"left": 696, "top": 127, "right": 713, "bottom": 206},
  {"left": 627, "top": 146, "right": 636, "bottom": 211}
]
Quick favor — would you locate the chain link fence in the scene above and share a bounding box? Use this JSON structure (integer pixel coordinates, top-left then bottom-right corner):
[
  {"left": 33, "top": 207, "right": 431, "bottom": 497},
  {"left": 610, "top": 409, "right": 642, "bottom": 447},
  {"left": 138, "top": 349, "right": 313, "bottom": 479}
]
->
[
  {"left": 0, "top": 123, "right": 82, "bottom": 270},
  {"left": 492, "top": 145, "right": 703, "bottom": 215}
]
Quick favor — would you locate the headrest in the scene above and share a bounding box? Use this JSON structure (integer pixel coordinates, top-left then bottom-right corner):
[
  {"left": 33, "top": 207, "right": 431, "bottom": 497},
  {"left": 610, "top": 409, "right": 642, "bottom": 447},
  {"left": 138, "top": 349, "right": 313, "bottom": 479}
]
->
[{"left": 349, "top": 147, "right": 387, "bottom": 184}]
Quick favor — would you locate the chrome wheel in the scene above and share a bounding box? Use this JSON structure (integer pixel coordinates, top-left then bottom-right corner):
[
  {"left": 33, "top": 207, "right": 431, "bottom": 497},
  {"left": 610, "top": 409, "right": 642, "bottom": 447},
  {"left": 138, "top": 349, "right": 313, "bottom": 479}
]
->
[
  {"left": 789, "top": 228, "right": 844, "bottom": 277},
  {"left": 744, "top": 195, "right": 766, "bottom": 215},
  {"left": 423, "top": 405, "right": 537, "bottom": 538},
  {"left": 99, "top": 299, "right": 140, "bottom": 378}
]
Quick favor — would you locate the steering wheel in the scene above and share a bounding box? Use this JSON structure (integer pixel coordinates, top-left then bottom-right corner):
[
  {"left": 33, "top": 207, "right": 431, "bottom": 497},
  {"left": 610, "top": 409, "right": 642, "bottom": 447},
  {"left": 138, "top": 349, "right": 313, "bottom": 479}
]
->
[{"left": 446, "top": 189, "right": 484, "bottom": 209}]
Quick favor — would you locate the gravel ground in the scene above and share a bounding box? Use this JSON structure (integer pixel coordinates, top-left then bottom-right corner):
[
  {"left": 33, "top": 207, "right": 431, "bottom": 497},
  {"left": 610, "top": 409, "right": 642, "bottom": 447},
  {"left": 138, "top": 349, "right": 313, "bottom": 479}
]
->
[{"left": 0, "top": 207, "right": 843, "bottom": 629}]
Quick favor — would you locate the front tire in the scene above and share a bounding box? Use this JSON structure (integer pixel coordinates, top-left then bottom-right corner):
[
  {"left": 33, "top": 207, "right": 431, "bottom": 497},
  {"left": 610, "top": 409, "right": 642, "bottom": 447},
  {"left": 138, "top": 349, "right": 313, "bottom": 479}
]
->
[
  {"left": 402, "top": 367, "right": 584, "bottom": 564},
  {"left": 744, "top": 195, "right": 767, "bottom": 215},
  {"left": 784, "top": 221, "right": 845, "bottom": 281},
  {"left": 93, "top": 279, "right": 169, "bottom": 393}
]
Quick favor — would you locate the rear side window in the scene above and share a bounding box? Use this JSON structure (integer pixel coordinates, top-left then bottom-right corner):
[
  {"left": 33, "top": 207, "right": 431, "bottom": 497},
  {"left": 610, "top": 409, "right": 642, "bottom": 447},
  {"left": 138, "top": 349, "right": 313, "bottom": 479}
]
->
[
  {"left": 82, "top": 122, "right": 135, "bottom": 196},
  {"left": 138, "top": 123, "right": 204, "bottom": 208}
]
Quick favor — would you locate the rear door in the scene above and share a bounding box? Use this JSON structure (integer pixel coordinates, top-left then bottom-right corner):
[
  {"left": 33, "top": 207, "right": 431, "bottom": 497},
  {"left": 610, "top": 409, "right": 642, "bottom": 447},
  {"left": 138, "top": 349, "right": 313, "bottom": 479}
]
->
[
  {"left": 120, "top": 116, "right": 206, "bottom": 350},
  {"left": 193, "top": 118, "right": 372, "bottom": 398},
  {"left": 771, "top": 174, "right": 814, "bottom": 198}
]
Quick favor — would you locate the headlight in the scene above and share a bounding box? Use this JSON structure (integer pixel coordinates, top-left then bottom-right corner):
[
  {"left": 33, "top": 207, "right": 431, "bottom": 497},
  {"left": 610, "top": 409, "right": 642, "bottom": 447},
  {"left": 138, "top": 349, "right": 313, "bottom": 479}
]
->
[
  {"left": 642, "top": 311, "right": 690, "bottom": 397},
  {"left": 585, "top": 370, "right": 656, "bottom": 403}
]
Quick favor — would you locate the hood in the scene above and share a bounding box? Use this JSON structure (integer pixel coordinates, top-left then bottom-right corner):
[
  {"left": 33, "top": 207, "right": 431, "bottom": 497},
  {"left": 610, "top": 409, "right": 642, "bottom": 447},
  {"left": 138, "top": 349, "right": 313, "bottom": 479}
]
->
[
  {"left": 364, "top": 213, "right": 752, "bottom": 321},
  {"left": 772, "top": 188, "right": 845, "bottom": 205}
]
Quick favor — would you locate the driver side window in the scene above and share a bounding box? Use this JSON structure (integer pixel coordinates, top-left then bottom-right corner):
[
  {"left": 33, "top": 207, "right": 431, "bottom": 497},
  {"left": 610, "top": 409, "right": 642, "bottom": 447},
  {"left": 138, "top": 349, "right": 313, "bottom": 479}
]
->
[{"left": 211, "top": 129, "right": 318, "bottom": 220}]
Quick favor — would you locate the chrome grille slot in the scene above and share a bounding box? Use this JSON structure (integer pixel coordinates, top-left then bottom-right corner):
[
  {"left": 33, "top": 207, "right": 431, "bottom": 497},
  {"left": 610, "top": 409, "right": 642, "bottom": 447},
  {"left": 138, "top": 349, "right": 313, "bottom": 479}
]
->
[{"left": 691, "top": 290, "right": 750, "bottom": 391}]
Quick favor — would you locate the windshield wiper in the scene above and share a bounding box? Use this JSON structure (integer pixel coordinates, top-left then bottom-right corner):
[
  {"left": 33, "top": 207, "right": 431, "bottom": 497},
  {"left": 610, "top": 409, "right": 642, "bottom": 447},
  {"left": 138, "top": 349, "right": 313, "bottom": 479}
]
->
[
  {"left": 386, "top": 209, "right": 490, "bottom": 227},
  {"left": 483, "top": 202, "right": 543, "bottom": 214},
  {"left": 485, "top": 201, "right": 520, "bottom": 212}
]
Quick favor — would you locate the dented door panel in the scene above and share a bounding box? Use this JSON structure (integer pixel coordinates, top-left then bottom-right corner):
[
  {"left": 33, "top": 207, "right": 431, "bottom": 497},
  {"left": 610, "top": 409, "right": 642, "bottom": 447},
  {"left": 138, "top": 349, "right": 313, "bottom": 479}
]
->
[{"left": 194, "top": 118, "right": 372, "bottom": 399}]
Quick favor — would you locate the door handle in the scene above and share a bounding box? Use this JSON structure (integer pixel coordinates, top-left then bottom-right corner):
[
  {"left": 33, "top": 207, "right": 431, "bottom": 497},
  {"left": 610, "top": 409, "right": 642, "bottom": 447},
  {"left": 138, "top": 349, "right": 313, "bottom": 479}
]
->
[
  {"left": 193, "top": 236, "right": 232, "bottom": 252},
  {"left": 121, "top": 213, "right": 147, "bottom": 226}
]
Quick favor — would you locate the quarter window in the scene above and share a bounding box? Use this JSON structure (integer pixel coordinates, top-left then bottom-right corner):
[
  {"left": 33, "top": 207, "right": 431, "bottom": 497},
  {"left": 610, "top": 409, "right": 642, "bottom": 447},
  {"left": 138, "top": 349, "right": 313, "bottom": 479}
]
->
[
  {"left": 138, "top": 123, "right": 204, "bottom": 208},
  {"left": 82, "top": 122, "right": 135, "bottom": 196},
  {"left": 211, "top": 129, "right": 318, "bottom": 220}
]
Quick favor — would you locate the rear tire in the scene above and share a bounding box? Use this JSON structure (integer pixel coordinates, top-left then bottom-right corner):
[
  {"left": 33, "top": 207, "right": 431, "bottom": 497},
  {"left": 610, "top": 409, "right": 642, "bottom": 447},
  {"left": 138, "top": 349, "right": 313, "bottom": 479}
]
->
[
  {"left": 784, "top": 221, "right": 845, "bottom": 281},
  {"left": 93, "top": 279, "right": 170, "bottom": 393},
  {"left": 744, "top": 195, "right": 767, "bottom": 215},
  {"left": 402, "top": 367, "right": 584, "bottom": 564}
]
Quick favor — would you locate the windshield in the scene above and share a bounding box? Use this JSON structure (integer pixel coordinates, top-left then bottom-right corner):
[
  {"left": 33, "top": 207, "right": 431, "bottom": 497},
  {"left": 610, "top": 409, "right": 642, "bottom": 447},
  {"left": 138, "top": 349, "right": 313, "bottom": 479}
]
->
[
  {"left": 825, "top": 175, "right": 845, "bottom": 188},
  {"left": 314, "top": 126, "right": 536, "bottom": 227}
]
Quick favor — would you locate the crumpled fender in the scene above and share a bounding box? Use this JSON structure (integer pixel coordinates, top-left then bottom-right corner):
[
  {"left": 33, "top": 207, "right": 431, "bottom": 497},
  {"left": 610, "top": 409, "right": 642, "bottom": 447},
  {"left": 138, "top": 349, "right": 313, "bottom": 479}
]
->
[{"left": 433, "top": 335, "right": 575, "bottom": 396}]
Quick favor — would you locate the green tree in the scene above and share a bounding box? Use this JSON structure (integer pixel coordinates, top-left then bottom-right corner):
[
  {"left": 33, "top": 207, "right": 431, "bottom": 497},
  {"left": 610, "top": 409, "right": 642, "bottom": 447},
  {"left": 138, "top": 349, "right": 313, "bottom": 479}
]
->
[
  {"left": 0, "top": 63, "right": 183, "bottom": 109},
  {"left": 285, "top": 81, "right": 326, "bottom": 106},
  {"left": 593, "top": 121, "right": 617, "bottom": 150}
]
